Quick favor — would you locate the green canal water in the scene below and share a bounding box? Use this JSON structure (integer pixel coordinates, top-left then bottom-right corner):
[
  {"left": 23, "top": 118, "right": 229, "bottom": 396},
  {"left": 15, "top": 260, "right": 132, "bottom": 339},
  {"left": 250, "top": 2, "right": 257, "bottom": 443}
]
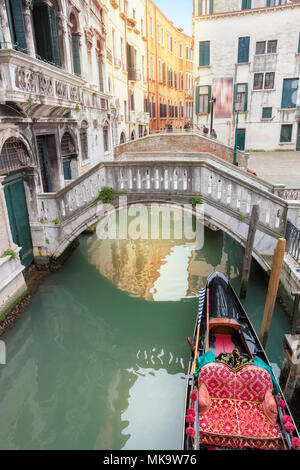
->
[{"left": 0, "top": 206, "right": 290, "bottom": 450}]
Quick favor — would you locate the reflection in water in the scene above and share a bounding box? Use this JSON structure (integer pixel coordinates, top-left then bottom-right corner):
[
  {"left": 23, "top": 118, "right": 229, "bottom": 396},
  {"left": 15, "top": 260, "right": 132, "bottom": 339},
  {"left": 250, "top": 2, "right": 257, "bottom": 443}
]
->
[
  {"left": 121, "top": 368, "right": 186, "bottom": 450},
  {"left": 88, "top": 206, "right": 240, "bottom": 301}
]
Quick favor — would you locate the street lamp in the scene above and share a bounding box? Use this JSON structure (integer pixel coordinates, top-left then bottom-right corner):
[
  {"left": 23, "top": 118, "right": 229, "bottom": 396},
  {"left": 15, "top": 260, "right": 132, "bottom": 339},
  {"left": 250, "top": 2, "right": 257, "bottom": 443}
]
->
[{"left": 233, "top": 100, "right": 240, "bottom": 166}]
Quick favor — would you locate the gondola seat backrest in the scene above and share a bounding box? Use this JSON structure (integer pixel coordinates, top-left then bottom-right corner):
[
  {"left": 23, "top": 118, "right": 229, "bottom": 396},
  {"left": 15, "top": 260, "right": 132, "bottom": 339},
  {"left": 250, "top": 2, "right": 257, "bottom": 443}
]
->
[{"left": 198, "top": 362, "right": 273, "bottom": 402}]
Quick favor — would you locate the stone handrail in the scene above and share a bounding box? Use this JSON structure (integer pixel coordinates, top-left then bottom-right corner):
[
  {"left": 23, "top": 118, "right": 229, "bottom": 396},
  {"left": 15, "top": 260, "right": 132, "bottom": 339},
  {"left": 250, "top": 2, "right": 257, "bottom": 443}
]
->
[{"left": 36, "top": 158, "right": 292, "bottom": 238}]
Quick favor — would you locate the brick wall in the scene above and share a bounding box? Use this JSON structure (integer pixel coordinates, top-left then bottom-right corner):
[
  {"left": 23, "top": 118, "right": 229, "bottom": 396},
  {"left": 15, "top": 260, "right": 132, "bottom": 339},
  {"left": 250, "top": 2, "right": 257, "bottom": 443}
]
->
[{"left": 114, "top": 133, "right": 247, "bottom": 167}]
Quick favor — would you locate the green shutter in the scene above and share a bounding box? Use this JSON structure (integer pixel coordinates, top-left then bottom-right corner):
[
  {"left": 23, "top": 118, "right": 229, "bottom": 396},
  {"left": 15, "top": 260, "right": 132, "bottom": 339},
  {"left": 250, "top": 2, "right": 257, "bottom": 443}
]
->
[
  {"left": 233, "top": 83, "right": 238, "bottom": 111},
  {"left": 195, "top": 86, "right": 200, "bottom": 114},
  {"left": 242, "top": 0, "right": 251, "bottom": 9},
  {"left": 72, "top": 35, "right": 81, "bottom": 76},
  {"left": 238, "top": 37, "right": 250, "bottom": 63},
  {"left": 49, "top": 7, "right": 61, "bottom": 67},
  {"left": 33, "top": 4, "right": 61, "bottom": 67},
  {"left": 6, "top": 0, "right": 27, "bottom": 53},
  {"left": 207, "top": 85, "right": 212, "bottom": 113},
  {"left": 244, "top": 83, "right": 248, "bottom": 111},
  {"left": 199, "top": 41, "right": 210, "bottom": 66},
  {"left": 209, "top": 0, "right": 214, "bottom": 14}
]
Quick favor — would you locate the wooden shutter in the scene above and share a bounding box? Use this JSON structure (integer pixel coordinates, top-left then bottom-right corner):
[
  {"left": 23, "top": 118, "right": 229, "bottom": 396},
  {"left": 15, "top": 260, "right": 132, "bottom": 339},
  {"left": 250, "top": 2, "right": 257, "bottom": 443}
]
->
[
  {"left": 238, "top": 37, "right": 250, "bottom": 63},
  {"left": 6, "top": 0, "right": 28, "bottom": 53},
  {"left": 49, "top": 7, "right": 61, "bottom": 67},
  {"left": 72, "top": 35, "right": 81, "bottom": 76},
  {"left": 207, "top": 85, "right": 212, "bottom": 113},
  {"left": 199, "top": 41, "right": 210, "bottom": 66},
  {"left": 244, "top": 83, "right": 248, "bottom": 111},
  {"left": 195, "top": 86, "right": 200, "bottom": 114},
  {"left": 33, "top": 4, "right": 61, "bottom": 66},
  {"left": 233, "top": 83, "right": 238, "bottom": 111}
]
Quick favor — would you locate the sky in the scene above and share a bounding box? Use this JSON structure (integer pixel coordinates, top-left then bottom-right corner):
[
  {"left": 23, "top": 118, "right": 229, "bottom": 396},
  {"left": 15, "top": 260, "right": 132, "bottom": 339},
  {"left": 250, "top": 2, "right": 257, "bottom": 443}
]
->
[{"left": 154, "top": 0, "right": 193, "bottom": 35}]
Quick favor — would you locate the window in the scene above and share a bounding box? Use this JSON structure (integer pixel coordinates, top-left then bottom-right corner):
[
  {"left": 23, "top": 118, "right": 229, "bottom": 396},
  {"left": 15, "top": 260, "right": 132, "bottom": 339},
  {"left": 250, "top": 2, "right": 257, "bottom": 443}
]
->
[
  {"left": 199, "top": 41, "right": 210, "bottom": 66},
  {"left": 298, "top": 32, "right": 300, "bottom": 53},
  {"left": 80, "top": 121, "right": 89, "bottom": 160},
  {"left": 238, "top": 37, "right": 250, "bottom": 63},
  {"left": 130, "top": 92, "right": 135, "bottom": 111},
  {"left": 195, "top": 85, "right": 211, "bottom": 114},
  {"left": 256, "top": 40, "right": 277, "bottom": 55},
  {"left": 281, "top": 78, "right": 298, "bottom": 108},
  {"left": 33, "top": 2, "right": 62, "bottom": 67},
  {"left": 157, "top": 23, "right": 160, "bottom": 43},
  {"left": 179, "top": 43, "right": 183, "bottom": 58},
  {"left": 103, "top": 124, "right": 109, "bottom": 152},
  {"left": 256, "top": 41, "right": 266, "bottom": 55},
  {"left": 262, "top": 107, "right": 272, "bottom": 119},
  {"left": 267, "top": 0, "right": 282, "bottom": 6},
  {"left": 254, "top": 73, "right": 263, "bottom": 89},
  {"left": 280, "top": 124, "right": 292, "bottom": 143},
  {"left": 198, "top": 0, "right": 214, "bottom": 15},
  {"left": 5, "top": 0, "right": 28, "bottom": 53},
  {"left": 264, "top": 72, "right": 275, "bottom": 89},
  {"left": 150, "top": 16, "right": 153, "bottom": 37},
  {"left": 234, "top": 83, "right": 248, "bottom": 111},
  {"left": 253, "top": 72, "right": 274, "bottom": 90},
  {"left": 267, "top": 40, "right": 277, "bottom": 53},
  {"left": 242, "top": 0, "right": 251, "bottom": 9}
]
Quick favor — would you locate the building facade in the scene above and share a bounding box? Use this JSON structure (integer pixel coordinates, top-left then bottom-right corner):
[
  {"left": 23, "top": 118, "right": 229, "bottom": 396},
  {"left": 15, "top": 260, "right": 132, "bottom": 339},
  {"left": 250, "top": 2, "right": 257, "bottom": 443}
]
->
[
  {"left": 0, "top": 0, "right": 113, "bottom": 316},
  {"left": 106, "top": 0, "right": 150, "bottom": 146},
  {"left": 193, "top": 0, "right": 300, "bottom": 151},
  {"left": 147, "top": 0, "right": 194, "bottom": 133}
]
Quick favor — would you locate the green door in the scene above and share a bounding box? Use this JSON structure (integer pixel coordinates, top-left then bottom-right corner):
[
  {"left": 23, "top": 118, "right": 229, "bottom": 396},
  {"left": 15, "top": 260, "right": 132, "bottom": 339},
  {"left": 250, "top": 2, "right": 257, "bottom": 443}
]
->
[
  {"left": 297, "top": 124, "right": 300, "bottom": 151},
  {"left": 236, "top": 128, "right": 246, "bottom": 151},
  {"left": 3, "top": 172, "right": 33, "bottom": 267}
]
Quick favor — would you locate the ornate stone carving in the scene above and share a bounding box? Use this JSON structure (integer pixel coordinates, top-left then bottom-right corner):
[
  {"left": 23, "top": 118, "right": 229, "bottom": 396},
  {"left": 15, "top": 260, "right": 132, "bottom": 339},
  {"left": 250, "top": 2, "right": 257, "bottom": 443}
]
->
[
  {"left": 55, "top": 81, "right": 69, "bottom": 100},
  {"left": 84, "top": 26, "right": 94, "bottom": 53},
  {"left": 15, "top": 67, "right": 37, "bottom": 93},
  {"left": 38, "top": 74, "right": 54, "bottom": 97}
]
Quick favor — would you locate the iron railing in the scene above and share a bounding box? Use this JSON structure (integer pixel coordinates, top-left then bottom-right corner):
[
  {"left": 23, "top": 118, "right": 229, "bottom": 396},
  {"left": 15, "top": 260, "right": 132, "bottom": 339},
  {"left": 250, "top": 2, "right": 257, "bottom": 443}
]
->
[{"left": 286, "top": 220, "right": 300, "bottom": 263}]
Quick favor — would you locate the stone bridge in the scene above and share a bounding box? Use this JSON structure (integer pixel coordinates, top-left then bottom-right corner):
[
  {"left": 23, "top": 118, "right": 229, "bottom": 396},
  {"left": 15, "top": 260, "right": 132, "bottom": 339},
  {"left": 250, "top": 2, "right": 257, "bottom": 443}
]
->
[{"left": 31, "top": 133, "right": 300, "bottom": 272}]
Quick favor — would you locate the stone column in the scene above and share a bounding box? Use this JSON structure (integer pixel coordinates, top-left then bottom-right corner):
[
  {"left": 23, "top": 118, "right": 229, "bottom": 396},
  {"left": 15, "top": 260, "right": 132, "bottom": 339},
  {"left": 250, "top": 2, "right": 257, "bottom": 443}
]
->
[
  {"left": 59, "top": 13, "right": 72, "bottom": 73},
  {"left": 0, "top": 0, "right": 12, "bottom": 47},
  {"left": 23, "top": 0, "right": 36, "bottom": 57}
]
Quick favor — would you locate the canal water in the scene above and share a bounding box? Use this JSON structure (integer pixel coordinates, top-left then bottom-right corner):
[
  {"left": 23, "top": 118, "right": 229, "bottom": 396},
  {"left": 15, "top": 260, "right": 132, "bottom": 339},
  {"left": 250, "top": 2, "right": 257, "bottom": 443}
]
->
[{"left": 0, "top": 206, "right": 290, "bottom": 450}]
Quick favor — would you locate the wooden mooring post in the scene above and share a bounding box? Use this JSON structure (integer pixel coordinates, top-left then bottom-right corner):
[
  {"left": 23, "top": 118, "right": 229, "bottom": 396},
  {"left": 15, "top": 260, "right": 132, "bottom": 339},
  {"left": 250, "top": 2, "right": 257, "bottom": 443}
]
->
[
  {"left": 239, "top": 204, "right": 259, "bottom": 300},
  {"left": 259, "top": 238, "right": 286, "bottom": 349}
]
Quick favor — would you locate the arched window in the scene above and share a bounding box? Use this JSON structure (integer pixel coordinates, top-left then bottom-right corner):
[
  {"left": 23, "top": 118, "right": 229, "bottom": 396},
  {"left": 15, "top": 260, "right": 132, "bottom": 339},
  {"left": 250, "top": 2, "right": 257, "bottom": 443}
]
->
[
  {"left": 120, "top": 131, "right": 126, "bottom": 144},
  {"left": 103, "top": 122, "right": 109, "bottom": 152},
  {"left": 80, "top": 121, "right": 88, "bottom": 161},
  {"left": 70, "top": 13, "right": 81, "bottom": 76},
  {"left": 32, "top": 0, "right": 62, "bottom": 68},
  {"left": 61, "top": 132, "right": 77, "bottom": 180},
  {"left": 131, "top": 130, "right": 135, "bottom": 141},
  {"left": 0, "top": 137, "right": 33, "bottom": 175}
]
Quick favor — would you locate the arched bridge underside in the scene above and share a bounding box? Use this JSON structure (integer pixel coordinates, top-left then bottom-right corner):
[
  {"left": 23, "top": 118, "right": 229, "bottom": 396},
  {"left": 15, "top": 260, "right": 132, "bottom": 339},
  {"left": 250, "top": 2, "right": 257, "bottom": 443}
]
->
[{"left": 33, "top": 154, "right": 300, "bottom": 272}]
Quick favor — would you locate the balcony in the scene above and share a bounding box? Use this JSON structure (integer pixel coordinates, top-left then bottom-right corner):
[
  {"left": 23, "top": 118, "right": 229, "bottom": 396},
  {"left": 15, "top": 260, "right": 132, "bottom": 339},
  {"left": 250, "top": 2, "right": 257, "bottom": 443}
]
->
[
  {"left": 128, "top": 68, "right": 138, "bottom": 81},
  {"left": 110, "top": 0, "right": 119, "bottom": 8},
  {"left": 127, "top": 17, "right": 137, "bottom": 29},
  {"left": 0, "top": 49, "right": 109, "bottom": 114}
]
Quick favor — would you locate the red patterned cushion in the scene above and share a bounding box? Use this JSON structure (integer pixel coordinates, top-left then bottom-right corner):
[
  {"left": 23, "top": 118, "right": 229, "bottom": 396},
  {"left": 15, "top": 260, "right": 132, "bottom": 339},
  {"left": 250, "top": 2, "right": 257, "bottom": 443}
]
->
[
  {"left": 198, "top": 363, "right": 273, "bottom": 402},
  {"left": 198, "top": 362, "right": 281, "bottom": 450},
  {"left": 199, "top": 398, "right": 281, "bottom": 450}
]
